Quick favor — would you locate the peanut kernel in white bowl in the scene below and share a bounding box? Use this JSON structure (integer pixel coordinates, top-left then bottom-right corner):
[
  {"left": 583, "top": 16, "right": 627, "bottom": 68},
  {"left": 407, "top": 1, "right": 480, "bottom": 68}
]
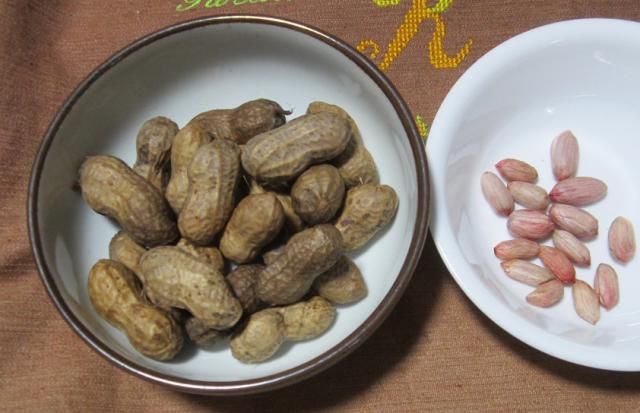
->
[{"left": 428, "top": 18, "right": 640, "bottom": 371}]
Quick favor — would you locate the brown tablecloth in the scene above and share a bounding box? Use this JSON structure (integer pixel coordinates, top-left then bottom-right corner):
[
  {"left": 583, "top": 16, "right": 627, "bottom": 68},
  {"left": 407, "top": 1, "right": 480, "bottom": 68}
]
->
[{"left": 3, "top": 1, "right": 640, "bottom": 411}]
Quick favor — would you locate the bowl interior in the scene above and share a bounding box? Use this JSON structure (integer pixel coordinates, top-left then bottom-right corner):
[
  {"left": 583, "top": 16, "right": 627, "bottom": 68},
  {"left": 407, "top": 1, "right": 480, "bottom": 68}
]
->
[
  {"left": 428, "top": 19, "right": 640, "bottom": 370},
  {"left": 33, "top": 20, "right": 422, "bottom": 382}
]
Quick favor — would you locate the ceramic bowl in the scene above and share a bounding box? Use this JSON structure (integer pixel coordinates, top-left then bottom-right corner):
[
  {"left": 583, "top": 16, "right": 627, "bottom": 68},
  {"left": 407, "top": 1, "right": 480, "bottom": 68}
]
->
[
  {"left": 428, "top": 18, "right": 640, "bottom": 371},
  {"left": 28, "top": 16, "right": 429, "bottom": 394}
]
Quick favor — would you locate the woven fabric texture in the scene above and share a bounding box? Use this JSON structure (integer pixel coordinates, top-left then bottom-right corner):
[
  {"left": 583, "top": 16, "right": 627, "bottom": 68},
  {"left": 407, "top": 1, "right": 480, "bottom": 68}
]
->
[{"left": 2, "top": 1, "right": 640, "bottom": 411}]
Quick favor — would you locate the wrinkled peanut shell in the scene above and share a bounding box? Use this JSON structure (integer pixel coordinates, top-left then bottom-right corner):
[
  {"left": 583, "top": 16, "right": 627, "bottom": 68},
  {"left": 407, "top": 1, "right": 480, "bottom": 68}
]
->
[
  {"left": 242, "top": 112, "right": 351, "bottom": 182},
  {"left": 256, "top": 225, "right": 343, "bottom": 305},
  {"left": 220, "top": 192, "right": 285, "bottom": 264},
  {"left": 291, "top": 164, "right": 345, "bottom": 224},
  {"left": 166, "top": 123, "right": 212, "bottom": 213},
  {"left": 133, "top": 116, "right": 178, "bottom": 192},
  {"left": 307, "top": 101, "right": 379, "bottom": 187},
  {"left": 335, "top": 184, "right": 398, "bottom": 251},
  {"left": 176, "top": 238, "right": 226, "bottom": 274},
  {"left": 80, "top": 155, "right": 178, "bottom": 247},
  {"left": 88, "top": 259, "right": 183, "bottom": 361},
  {"left": 178, "top": 140, "right": 241, "bottom": 245},
  {"left": 191, "top": 99, "right": 287, "bottom": 145},
  {"left": 230, "top": 310, "right": 285, "bottom": 364},
  {"left": 314, "top": 256, "right": 367, "bottom": 305},
  {"left": 226, "top": 264, "right": 264, "bottom": 314},
  {"left": 140, "top": 246, "right": 243, "bottom": 330}
]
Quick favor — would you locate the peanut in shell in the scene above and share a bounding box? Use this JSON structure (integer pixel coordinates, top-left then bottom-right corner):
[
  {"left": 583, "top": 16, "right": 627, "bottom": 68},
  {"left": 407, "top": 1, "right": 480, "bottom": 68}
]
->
[
  {"left": 79, "top": 155, "right": 178, "bottom": 247},
  {"left": 178, "top": 140, "right": 241, "bottom": 245},
  {"left": 241, "top": 112, "right": 351, "bottom": 182},
  {"left": 256, "top": 225, "right": 344, "bottom": 305},
  {"left": 334, "top": 184, "right": 398, "bottom": 251},
  {"left": 291, "top": 164, "right": 345, "bottom": 224},
  {"left": 133, "top": 116, "right": 178, "bottom": 192},
  {"left": 140, "top": 246, "right": 243, "bottom": 330},
  {"left": 307, "top": 101, "right": 379, "bottom": 187},
  {"left": 165, "top": 122, "right": 212, "bottom": 213},
  {"left": 88, "top": 259, "right": 183, "bottom": 361},
  {"left": 220, "top": 192, "right": 285, "bottom": 264},
  {"left": 191, "top": 99, "right": 287, "bottom": 144}
]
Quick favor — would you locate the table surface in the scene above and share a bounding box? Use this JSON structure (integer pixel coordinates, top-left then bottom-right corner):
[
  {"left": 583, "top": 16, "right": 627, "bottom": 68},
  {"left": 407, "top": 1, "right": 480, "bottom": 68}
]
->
[{"left": 3, "top": 1, "right": 640, "bottom": 411}]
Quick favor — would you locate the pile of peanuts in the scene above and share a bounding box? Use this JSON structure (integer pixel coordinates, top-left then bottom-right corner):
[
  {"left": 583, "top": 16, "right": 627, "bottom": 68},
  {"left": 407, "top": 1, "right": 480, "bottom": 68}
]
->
[
  {"left": 481, "top": 130, "right": 636, "bottom": 325},
  {"left": 80, "top": 99, "right": 398, "bottom": 362}
]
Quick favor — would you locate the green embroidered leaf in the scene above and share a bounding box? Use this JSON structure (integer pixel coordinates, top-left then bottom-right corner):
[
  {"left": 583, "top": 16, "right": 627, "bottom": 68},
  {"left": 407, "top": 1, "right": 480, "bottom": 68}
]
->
[
  {"left": 415, "top": 115, "right": 429, "bottom": 141},
  {"left": 429, "top": 0, "right": 453, "bottom": 14}
]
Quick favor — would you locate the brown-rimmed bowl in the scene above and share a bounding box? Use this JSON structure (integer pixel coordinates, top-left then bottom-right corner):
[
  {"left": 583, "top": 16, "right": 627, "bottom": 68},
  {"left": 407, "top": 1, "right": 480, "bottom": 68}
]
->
[{"left": 28, "top": 15, "right": 429, "bottom": 395}]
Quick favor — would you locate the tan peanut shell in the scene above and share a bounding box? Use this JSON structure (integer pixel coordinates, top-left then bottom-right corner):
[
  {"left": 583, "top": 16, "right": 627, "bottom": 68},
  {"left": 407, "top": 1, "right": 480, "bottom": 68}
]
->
[
  {"left": 256, "top": 224, "right": 344, "bottom": 305},
  {"left": 185, "top": 317, "right": 227, "bottom": 348},
  {"left": 132, "top": 116, "right": 178, "bottom": 192},
  {"left": 108, "top": 232, "right": 185, "bottom": 321},
  {"left": 313, "top": 256, "right": 367, "bottom": 305},
  {"left": 335, "top": 184, "right": 399, "bottom": 251},
  {"left": 178, "top": 140, "right": 241, "bottom": 245},
  {"left": 291, "top": 164, "right": 345, "bottom": 224},
  {"left": 277, "top": 194, "right": 305, "bottom": 233},
  {"left": 230, "top": 310, "right": 286, "bottom": 364},
  {"left": 220, "top": 193, "right": 285, "bottom": 264},
  {"left": 275, "top": 296, "right": 336, "bottom": 341},
  {"left": 191, "top": 99, "right": 288, "bottom": 145},
  {"left": 250, "top": 179, "right": 305, "bottom": 233},
  {"left": 229, "top": 296, "right": 335, "bottom": 363},
  {"left": 226, "top": 264, "right": 264, "bottom": 314},
  {"left": 109, "top": 231, "right": 146, "bottom": 282},
  {"left": 79, "top": 155, "right": 178, "bottom": 247},
  {"left": 262, "top": 244, "right": 286, "bottom": 266},
  {"left": 241, "top": 112, "right": 351, "bottom": 182},
  {"left": 88, "top": 259, "right": 183, "bottom": 361},
  {"left": 140, "top": 246, "right": 243, "bottom": 329},
  {"left": 165, "top": 123, "right": 212, "bottom": 213},
  {"left": 176, "top": 238, "right": 226, "bottom": 274},
  {"left": 307, "top": 101, "right": 379, "bottom": 187}
]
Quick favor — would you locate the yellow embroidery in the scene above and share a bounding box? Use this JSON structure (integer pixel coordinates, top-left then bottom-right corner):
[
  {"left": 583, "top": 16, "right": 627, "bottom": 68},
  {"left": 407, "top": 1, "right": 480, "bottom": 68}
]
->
[
  {"left": 415, "top": 115, "right": 429, "bottom": 140},
  {"left": 356, "top": 40, "right": 381, "bottom": 59},
  {"left": 358, "top": 0, "right": 472, "bottom": 71},
  {"left": 429, "top": 13, "right": 471, "bottom": 68},
  {"left": 373, "top": 0, "right": 401, "bottom": 6},
  {"left": 176, "top": 0, "right": 289, "bottom": 12}
]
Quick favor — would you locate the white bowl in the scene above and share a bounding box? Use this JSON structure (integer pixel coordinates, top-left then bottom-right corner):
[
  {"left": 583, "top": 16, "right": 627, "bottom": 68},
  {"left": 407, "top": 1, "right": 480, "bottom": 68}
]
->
[
  {"left": 428, "top": 18, "right": 640, "bottom": 371},
  {"left": 28, "top": 16, "right": 429, "bottom": 394}
]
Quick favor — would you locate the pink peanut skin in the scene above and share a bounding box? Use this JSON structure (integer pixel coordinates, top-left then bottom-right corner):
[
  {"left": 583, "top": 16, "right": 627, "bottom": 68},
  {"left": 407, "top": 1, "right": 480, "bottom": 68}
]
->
[{"left": 507, "top": 209, "right": 554, "bottom": 240}]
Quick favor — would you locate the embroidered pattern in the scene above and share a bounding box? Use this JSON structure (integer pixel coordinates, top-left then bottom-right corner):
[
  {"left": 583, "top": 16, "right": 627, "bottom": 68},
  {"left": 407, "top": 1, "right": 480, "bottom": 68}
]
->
[
  {"left": 415, "top": 115, "right": 429, "bottom": 140},
  {"left": 176, "top": 0, "right": 289, "bottom": 12},
  {"left": 357, "top": 0, "right": 472, "bottom": 71},
  {"left": 373, "top": 0, "right": 401, "bottom": 6}
]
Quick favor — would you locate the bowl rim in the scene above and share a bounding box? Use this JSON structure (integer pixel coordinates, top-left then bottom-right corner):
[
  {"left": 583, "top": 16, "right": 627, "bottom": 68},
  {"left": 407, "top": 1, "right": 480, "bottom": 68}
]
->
[
  {"left": 427, "top": 18, "right": 640, "bottom": 371},
  {"left": 27, "top": 14, "right": 430, "bottom": 395}
]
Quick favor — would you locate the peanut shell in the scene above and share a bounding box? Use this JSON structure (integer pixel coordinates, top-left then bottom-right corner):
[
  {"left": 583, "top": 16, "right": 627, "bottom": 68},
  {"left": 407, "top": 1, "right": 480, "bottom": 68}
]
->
[
  {"left": 313, "top": 256, "right": 367, "bottom": 305},
  {"left": 256, "top": 225, "right": 343, "bottom": 305},
  {"left": 291, "top": 164, "right": 345, "bottom": 224},
  {"left": 133, "top": 116, "right": 178, "bottom": 192},
  {"left": 88, "top": 259, "right": 183, "bottom": 361},
  {"left": 191, "top": 99, "right": 287, "bottom": 144},
  {"left": 166, "top": 123, "right": 212, "bottom": 213},
  {"left": 220, "top": 193, "right": 285, "bottom": 264},
  {"left": 178, "top": 140, "right": 241, "bottom": 245},
  {"left": 140, "top": 246, "right": 242, "bottom": 330},
  {"left": 79, "top": 155, "right": 178, "bottom": 247},
  {"left": 242, "top": 112, "right": 351, "bottom": 182},
  {"left": 307, "top": 101, "right": 379, "bottom": 187}
]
